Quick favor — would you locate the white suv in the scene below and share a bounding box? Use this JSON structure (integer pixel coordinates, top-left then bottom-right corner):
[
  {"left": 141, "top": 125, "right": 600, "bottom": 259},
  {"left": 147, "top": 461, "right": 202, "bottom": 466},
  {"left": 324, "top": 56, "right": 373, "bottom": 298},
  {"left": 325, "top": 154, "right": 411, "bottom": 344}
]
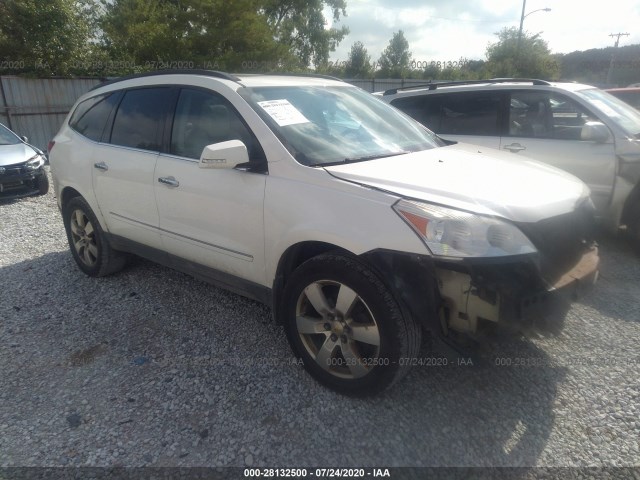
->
[
  {"left": 377, "top": 79, "right": 640, "bottom": 246},
  {"left": 49, "top": 71, "right": 599, "bottom": 394}
]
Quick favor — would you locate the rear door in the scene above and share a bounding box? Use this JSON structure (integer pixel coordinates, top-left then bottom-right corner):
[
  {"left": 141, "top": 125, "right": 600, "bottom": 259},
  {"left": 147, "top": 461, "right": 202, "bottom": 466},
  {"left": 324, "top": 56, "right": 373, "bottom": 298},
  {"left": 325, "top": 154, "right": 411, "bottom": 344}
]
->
[
  {"left": 92, "top": 87, "right": 176, "bottom": 249},
  {"left": 500, "top": 90, "right": 616, "bottom": 212},
  {"left": 390, "top": 91, "right": 504, "bottom": 149}
]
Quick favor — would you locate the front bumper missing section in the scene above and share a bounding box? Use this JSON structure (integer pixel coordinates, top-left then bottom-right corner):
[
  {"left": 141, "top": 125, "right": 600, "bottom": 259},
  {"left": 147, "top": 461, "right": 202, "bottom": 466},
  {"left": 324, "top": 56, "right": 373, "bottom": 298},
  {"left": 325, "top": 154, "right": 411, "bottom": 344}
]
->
[{"left": 435, "top": 246, "right": 600, "bottom": 334}]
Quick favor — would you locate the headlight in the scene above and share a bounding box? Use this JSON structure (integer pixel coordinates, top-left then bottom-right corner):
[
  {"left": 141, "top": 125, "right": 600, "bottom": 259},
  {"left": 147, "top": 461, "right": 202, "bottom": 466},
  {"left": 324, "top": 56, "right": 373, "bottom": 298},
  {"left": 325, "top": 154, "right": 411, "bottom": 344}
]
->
[
  {"left": 25, "top": 154, "right": 45, "bottom": 170},
  {"left": 393, "top": 199, "right": 537, "bottom": 258}
]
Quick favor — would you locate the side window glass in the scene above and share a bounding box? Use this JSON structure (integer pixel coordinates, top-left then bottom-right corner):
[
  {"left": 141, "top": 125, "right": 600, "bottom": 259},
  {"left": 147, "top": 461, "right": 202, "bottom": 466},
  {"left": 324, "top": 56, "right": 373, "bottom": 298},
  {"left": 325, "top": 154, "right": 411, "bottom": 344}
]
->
[
  {"left": 430, "top": 93, "right": 501, "bottom": 136},
  {"left": 390, "top": 96, "right": 441, "bottom": 132},
  {"left": 170, "top": 88, "right": 265, "bottom": 162},
  {"left": 510, "top": 91, "right": 599, "bottom": 140},
  {"left": 110, "top": 88, "right": 171, "bottom": 151},
  {"left": 69, "top": 93, "right": 120, "bottom": 142}
]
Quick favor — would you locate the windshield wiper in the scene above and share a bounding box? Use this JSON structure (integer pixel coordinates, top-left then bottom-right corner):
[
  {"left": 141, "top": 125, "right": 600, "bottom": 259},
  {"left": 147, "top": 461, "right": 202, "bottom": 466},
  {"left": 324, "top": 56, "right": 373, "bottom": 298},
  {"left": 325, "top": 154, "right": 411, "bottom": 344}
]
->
[
  {"left": 344, "top": 151, "right": 409, "bottom": 162},
  {"left": 311, "top": 151, "right": 409, "bottom": 167}
]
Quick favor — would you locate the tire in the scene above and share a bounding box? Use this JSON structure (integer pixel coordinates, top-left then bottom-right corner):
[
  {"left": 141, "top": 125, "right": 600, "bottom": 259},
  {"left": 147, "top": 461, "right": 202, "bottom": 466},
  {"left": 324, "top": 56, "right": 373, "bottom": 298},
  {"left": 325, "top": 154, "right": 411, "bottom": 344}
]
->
[
  {"left": 62, "top": 196, "right": 127, "bottom": 277},
  {"left": 625, "top": 203, "right": 640, "bottom": 254},
  {"left": 282, "top": 253, "right": 421, "bottom": 395},
  {"left": 628, "top": 219, "right": 640, "bottom": 254},
  {"left": 37, "top": 173, "right": 49, "bottom": 195}
]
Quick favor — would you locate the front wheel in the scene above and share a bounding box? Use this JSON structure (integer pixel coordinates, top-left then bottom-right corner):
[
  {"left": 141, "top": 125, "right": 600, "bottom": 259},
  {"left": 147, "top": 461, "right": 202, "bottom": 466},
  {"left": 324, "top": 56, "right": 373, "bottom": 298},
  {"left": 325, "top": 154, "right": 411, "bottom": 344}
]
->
[
  {"left": 36, "top": 172, "right": 49, "bottom": 195},
  {"left": 282, "top": 253, "right": 421, "bottom": 395}
]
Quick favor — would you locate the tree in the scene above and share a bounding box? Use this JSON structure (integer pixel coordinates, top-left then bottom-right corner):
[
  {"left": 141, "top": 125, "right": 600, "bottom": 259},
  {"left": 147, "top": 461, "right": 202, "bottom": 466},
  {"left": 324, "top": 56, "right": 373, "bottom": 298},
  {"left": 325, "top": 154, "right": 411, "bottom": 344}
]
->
[
  {"left": 262, "top": 0, "right": 349, "bottom": 69},
  {"left": 100, "top": 0, "right": 290, "bottom": 73},
  {"left": 344, "top": 41, "right": 372, "bottom": 78},
  {"left": 99, "top": 0, "right": 185, "bottom": 72},
  {"left": 0, "top": 0, "right": 97, "bottom": 75},
  {"left": 485, "top": 27, "right": 559, "bottom": 79},
  {"left": 377, "top": 30, "right": 412, "bottom": 78}
]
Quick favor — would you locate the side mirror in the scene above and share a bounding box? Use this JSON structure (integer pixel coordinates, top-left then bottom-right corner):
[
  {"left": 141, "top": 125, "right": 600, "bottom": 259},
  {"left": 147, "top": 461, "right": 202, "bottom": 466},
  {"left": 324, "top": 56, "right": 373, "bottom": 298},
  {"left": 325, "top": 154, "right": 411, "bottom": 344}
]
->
[
  {"left": 581, "top": 122, "right": 610, "bottom": 143},
  {"left": 20, "top": 135, "right": 28, "bottom": 143},
  {"left": 199, "top": 140, "right": 249, "bottom": 170}
]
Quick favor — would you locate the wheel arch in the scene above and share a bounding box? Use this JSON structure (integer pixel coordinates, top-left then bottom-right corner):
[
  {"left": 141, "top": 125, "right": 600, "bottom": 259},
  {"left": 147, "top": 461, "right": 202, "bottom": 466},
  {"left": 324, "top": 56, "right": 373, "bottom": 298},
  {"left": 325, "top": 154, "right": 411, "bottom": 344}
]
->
[
  {"left": 59, "top": 185, "right": 109, "bottom": 234},
  {"left": 60, "top": 186, "right": 82, "bottom": 209},
  {"left": 271, "top": 241, "right": 351, "bottom": 324},
  {"left": 272, "top": 242, "right": 441, "bottom": 335},
  {"left": 620, "top": 181, "right": 640, "bottom": 227}
]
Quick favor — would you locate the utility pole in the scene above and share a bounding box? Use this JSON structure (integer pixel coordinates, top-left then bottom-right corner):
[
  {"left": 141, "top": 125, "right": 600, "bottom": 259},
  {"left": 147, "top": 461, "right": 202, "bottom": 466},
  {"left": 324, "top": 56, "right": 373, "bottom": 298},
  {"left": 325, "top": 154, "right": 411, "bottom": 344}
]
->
[{"left": 606, "top": 32, "right": 629, "bottom": 86}]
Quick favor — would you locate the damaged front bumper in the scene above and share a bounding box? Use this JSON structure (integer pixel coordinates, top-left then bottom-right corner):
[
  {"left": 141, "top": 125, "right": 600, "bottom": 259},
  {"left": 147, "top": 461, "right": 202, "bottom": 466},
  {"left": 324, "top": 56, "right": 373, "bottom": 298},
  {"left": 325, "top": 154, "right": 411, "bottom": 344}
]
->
[
  {"left": 0, "top": 164, "right": 46, "bottom": 200},
  {"left": 434, "top": 245, "right": 599, "bottom": 334}
]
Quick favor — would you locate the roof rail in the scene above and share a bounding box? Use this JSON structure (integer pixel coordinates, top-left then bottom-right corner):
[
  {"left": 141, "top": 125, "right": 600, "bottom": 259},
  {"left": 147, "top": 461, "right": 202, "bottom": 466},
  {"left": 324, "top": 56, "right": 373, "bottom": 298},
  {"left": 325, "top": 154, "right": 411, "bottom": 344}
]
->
[
  {"left": 382, "top": 78, "right": 552, "bottom": 95},
  {"left": 242, "top": 72, "right": 344, "bottom": 82},
  {"left": 90, "top": 69, "right": 242, "bottom": 91}
]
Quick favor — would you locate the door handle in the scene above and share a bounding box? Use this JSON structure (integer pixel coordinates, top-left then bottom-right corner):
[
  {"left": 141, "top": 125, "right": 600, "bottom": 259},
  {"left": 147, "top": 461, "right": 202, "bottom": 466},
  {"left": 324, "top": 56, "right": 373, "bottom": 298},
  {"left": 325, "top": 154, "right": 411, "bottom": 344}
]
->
[
  {"left": 158, "top": 176, "right": 179, "bottom": 187},
  {"left": 502, "top": 143, "right": 526, "bottom": 153},
  {"left": 93, "top": 162, "right": 108, "bottom": 171}
]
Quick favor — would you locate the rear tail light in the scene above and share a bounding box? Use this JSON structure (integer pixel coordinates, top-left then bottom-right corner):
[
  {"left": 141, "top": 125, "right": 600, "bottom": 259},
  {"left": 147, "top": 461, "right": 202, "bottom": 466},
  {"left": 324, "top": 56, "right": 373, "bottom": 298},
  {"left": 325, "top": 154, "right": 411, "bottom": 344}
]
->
[{"left": 47, "top": 140, "right": 55, "bottom": 154}]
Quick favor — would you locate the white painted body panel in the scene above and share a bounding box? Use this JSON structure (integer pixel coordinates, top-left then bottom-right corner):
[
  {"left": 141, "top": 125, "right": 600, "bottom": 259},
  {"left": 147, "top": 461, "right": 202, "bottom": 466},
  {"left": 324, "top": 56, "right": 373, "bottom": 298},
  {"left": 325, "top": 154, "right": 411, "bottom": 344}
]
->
[
  {"left": 154, "top": 154, "right": 267, "bottom": 284},
  {"left": 325, "top": 143, "right": 589, "bottom": 224}
]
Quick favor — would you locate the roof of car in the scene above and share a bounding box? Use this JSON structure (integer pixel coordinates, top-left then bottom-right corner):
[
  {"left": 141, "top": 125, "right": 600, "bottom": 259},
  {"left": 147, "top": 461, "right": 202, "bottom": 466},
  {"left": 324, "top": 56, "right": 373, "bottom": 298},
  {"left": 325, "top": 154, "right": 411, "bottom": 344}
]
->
[
  {"left": 606, "top": 87, "right": 640, "bottom": 92},
  {"left": 91, "top": 70, "right": 348, "bottom": 92},
  {"left": 377, "top": 78, "right": 596, "bottom": 97}
]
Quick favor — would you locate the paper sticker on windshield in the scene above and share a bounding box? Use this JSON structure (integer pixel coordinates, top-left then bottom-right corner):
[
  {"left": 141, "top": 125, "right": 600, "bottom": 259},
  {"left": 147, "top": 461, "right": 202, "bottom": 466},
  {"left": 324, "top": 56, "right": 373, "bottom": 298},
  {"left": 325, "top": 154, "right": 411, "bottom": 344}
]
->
[{"left": 257, "top": 99, "right": 310, "bottom": 126}]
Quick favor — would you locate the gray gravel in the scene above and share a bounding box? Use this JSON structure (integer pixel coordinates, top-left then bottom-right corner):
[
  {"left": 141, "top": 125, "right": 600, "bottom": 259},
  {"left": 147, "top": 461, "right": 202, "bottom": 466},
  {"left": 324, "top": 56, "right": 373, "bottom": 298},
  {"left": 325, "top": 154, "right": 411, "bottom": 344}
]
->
[{"left": 0, "top": 168, "right": 639, "bottom": 471}]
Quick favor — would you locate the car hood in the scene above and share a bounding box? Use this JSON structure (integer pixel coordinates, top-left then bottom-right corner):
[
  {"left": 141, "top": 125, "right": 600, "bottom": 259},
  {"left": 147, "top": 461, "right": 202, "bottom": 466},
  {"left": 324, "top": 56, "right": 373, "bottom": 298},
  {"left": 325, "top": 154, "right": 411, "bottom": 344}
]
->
[
  {"left": 0, "top": 143, "right": 38, "bottom": 167},
  {"left": 324, "top": 143, "right": 590, "bottom": 223}
]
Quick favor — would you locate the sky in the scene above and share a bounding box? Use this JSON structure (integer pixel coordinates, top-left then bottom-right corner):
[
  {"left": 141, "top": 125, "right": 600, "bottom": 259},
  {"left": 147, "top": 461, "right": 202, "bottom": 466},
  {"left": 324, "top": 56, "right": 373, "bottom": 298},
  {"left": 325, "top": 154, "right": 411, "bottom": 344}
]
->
[{"left": 325, "top": 0, "right": 640, "bottom": 65}]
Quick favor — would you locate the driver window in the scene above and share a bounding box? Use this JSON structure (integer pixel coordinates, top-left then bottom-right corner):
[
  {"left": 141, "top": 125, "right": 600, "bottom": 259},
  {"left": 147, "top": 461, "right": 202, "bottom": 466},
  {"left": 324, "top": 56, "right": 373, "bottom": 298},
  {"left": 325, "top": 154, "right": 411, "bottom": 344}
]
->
[
  {"left": 510, "top": 91, "right": 600, "bottom": 140},
  {"left": 171, "top": 89, "right": 265, "bottom": 162}
]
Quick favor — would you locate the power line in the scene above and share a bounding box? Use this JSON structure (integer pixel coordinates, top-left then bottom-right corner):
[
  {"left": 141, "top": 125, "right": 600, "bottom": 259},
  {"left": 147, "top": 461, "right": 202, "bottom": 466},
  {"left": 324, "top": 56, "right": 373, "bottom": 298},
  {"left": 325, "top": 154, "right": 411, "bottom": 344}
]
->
[
  {"left": 609, "top": 32, "right": 630, "bottom": 48},
  {"left": 606, "top": 32, "right": 630, "bottom": 85}
]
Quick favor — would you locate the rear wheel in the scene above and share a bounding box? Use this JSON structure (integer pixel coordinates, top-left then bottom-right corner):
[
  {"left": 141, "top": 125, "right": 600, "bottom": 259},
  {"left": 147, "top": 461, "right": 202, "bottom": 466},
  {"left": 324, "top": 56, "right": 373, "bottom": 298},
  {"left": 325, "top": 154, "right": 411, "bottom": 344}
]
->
[
  {"left": 282, "top": 253, "right": 420, "bottom": 395},
  {"left": 62, "top": 196, "right": 126, "bottom": 277}
]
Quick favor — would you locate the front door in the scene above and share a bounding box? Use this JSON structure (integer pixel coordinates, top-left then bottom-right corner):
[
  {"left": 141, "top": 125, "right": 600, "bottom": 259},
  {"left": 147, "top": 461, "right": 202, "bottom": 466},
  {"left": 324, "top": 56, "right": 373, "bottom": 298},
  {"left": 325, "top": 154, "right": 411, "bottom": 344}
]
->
[
  {"left": 501, "top": 90, "right": 616, "bottom": 213},
  {"left": 154, "top": 87, "right": 268, "bottom": 286}
]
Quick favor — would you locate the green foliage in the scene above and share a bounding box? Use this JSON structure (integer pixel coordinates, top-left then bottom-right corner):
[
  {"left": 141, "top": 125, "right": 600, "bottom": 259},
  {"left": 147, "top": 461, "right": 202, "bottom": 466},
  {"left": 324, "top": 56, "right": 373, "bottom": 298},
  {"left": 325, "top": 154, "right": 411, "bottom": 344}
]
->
[
  {"left": 0, "top": 0, "right": 349, "bottom": 76},
  {"left": 376, "top": 30, "right": 412, "bottom": 78},
  {"left": 485, "top": 27, "right": 559, "bottom": 80},
  {"left": 344, "top": 41, "right": 372, "bottom": 78},
  {"left": 0, "top": 0, "right": 97, "bottom": 76},
  {"left": 262, "top": 0, "right": 349, "bottom": 69},
  {"left": 100, "top": 0, "right": 291, "bottom": 73},
  {"left": 560, "top": 44, "right": 640, "bottom": 86}
]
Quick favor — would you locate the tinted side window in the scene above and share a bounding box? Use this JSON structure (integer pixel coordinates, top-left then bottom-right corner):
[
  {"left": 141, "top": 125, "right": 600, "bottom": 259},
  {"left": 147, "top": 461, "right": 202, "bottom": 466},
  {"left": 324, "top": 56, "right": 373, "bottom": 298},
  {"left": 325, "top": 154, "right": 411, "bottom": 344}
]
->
[
  {"left": 509, "top": 91, "right": 600, "bottom": 140},
  {"left": 170, "top": 88, "right": 265, "bottom": 162},
  {"left": 437, "top": 93, "right": 501, "bottom": 136},
  {"left": 390, "top": 95, "right": 441, "bottom": 131},
  {"left": 393, "top": 92, "right": 501, "bottom": 136},
  {"left": 110, "top": 88, "right": 171, "bottom": 151},
  {"left": 69, "top": 93, "right": 120, "bottom": 142}
]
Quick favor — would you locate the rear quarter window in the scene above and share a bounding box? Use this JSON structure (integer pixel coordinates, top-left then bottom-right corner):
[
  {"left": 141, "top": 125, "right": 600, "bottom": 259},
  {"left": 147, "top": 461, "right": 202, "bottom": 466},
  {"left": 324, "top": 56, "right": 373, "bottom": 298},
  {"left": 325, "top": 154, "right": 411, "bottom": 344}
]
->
[{"left": 69, "top": 93, "right": 121, "bottom": 142}]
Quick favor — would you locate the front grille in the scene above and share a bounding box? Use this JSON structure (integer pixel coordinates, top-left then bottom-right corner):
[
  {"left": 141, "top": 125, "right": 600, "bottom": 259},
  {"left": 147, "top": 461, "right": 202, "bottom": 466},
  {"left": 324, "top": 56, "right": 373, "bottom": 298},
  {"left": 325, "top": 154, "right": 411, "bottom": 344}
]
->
[
  {"left": 0, "top": 165, "right": 27, "bottom": 178},
  {"left": 515, "top": 199, "right": 596, "bottom": 276}
]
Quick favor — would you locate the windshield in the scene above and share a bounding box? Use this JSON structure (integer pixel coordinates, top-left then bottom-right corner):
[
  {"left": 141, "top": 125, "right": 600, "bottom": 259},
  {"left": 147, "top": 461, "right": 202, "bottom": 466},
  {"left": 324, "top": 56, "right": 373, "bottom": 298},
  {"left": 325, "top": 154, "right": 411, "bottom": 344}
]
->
[
  {"left": 240, "top": 85, "right": 442, "bottom": 166},
  {"left": 0, "top": 124, "right": 21, "bottom": 146},
  {"left": 575, "top": 88, "right": 640, "bottom": 137}
]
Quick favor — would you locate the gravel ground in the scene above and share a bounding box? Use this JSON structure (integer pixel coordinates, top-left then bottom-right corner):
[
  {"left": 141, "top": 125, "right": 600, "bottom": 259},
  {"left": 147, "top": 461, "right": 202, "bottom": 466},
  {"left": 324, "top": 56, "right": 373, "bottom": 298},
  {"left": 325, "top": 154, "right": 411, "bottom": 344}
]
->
[{"left": 0, "top": 168, "right": 639, "bottom": 474}]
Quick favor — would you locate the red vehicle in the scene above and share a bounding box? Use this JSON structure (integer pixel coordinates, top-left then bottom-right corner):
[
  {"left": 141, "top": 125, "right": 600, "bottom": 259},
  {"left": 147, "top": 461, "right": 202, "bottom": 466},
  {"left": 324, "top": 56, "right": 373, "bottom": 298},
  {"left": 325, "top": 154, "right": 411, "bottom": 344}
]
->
[{"left": 606, "top": 87, "right": 640, "bottom": 110}]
